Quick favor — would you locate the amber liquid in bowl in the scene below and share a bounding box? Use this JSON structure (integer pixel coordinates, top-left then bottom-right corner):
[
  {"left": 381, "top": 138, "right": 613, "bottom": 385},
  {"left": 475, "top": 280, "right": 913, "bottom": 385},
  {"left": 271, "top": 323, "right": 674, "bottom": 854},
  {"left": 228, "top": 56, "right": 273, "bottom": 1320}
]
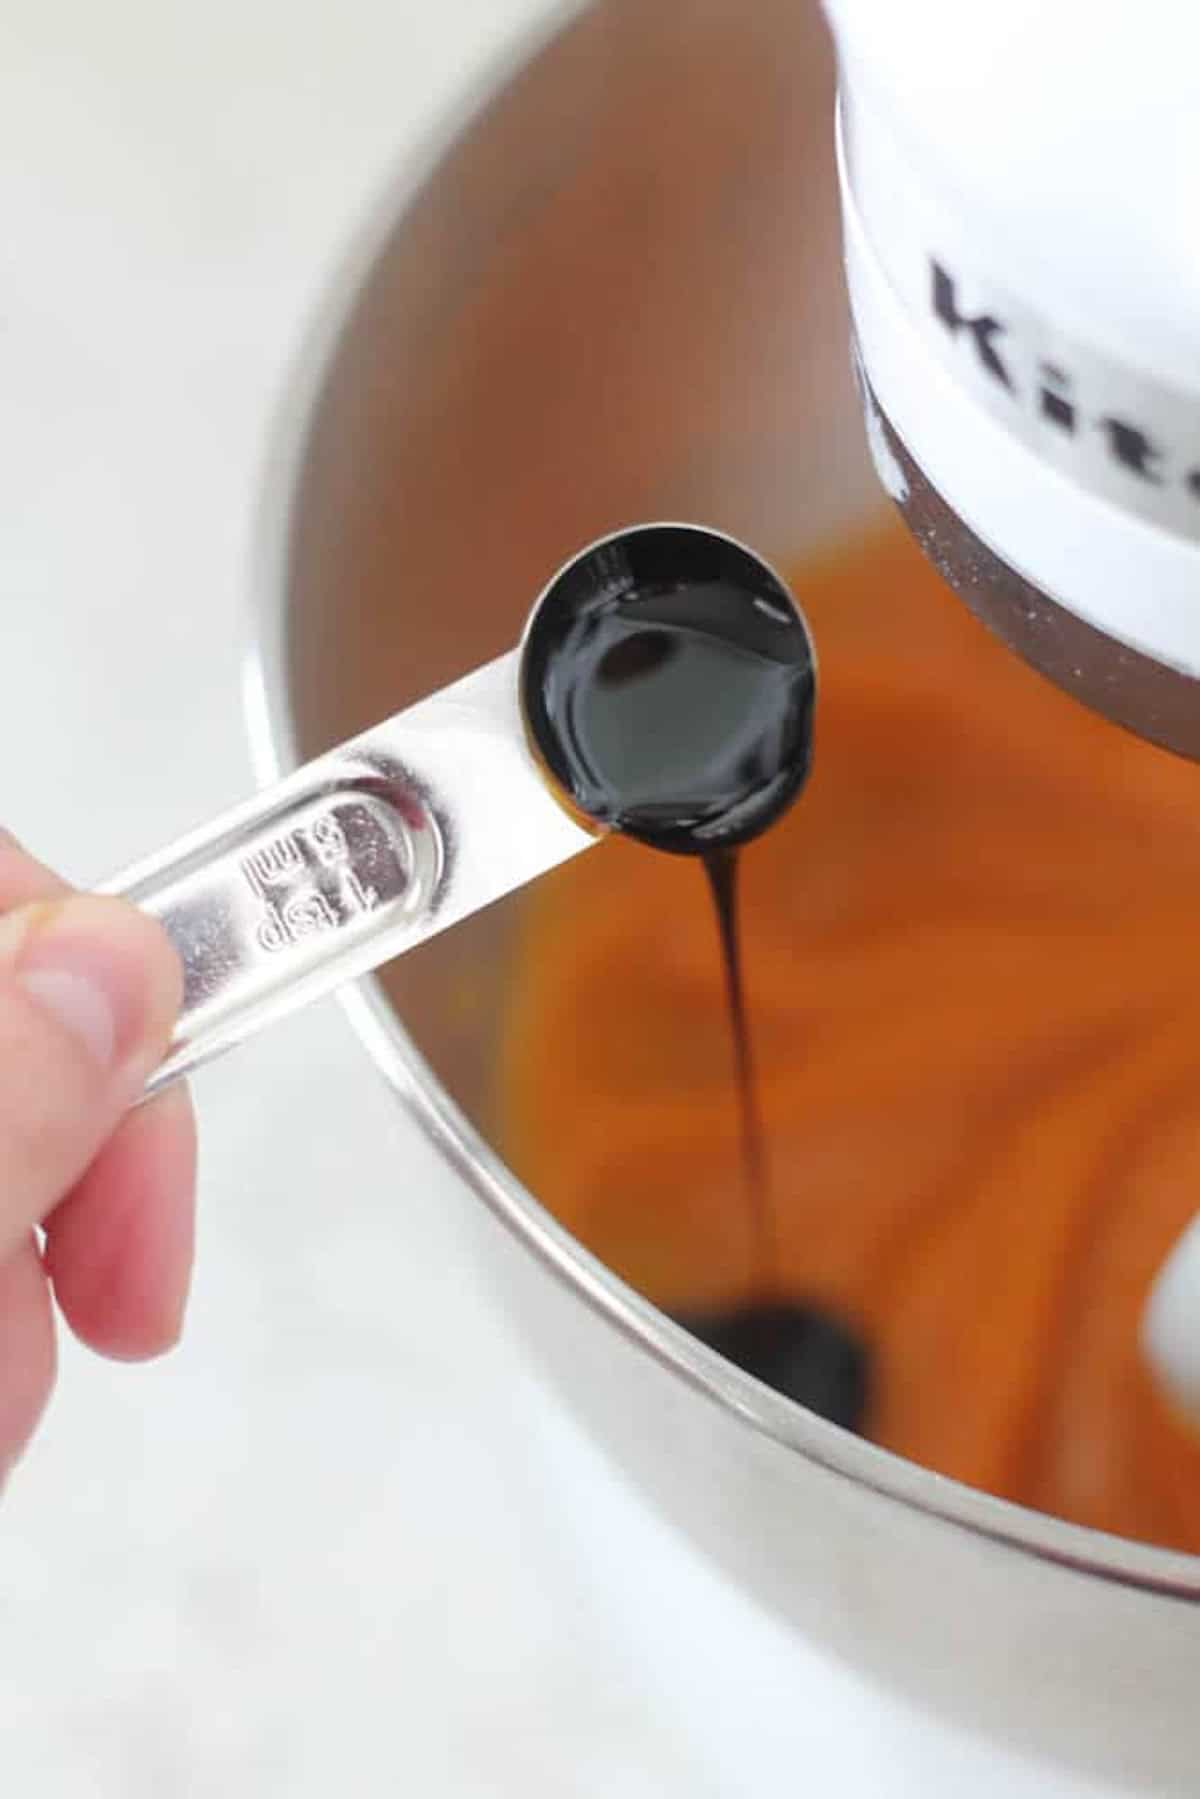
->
[{"left": 499, "top": 520, "right": 1200, "bottom": 1554}]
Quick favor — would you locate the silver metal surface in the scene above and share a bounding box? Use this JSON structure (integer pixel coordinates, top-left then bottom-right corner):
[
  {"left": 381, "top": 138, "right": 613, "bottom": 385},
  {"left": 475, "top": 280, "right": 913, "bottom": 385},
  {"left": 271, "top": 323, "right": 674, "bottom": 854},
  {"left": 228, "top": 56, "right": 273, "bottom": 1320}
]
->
[
  {"left": 245, "top": 0, "right": 1200, "bottom": 1789},
  {"left": 108, "top": 652, "right": 591, "bottom": 1096}
]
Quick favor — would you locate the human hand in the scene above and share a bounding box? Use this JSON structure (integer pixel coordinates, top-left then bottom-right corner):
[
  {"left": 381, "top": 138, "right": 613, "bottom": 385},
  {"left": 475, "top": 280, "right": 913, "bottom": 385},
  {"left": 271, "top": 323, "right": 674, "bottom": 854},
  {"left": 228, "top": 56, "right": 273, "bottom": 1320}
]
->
[{"left": 0, "top": 830, "right": 195, "bottom": 1488}]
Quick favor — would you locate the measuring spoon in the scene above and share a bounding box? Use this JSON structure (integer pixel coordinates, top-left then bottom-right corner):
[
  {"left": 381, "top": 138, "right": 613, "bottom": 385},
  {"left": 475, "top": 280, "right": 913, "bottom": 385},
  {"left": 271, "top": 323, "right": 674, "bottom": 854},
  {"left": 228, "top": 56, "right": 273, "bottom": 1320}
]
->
[{"left": 106, "top": 524, "right": 815, "bottom": 1097}]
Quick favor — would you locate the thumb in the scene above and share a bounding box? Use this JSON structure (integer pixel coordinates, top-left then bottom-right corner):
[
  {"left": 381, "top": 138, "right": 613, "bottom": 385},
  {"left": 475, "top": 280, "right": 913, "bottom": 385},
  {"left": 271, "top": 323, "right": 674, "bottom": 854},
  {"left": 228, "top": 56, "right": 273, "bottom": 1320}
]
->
[{"left": 0, "top": 895, "right": 182, "bottom": 1259}]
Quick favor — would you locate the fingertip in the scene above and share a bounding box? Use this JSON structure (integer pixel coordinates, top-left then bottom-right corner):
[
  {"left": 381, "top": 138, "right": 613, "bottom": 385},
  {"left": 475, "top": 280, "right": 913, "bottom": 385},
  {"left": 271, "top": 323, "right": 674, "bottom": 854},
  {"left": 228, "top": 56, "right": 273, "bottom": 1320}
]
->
[
  {"left": 0, "top": 829, "right": 67, "bottom": 911},
  {"left": 11, "top": 894, "right": 185, "bottom": 1080}
]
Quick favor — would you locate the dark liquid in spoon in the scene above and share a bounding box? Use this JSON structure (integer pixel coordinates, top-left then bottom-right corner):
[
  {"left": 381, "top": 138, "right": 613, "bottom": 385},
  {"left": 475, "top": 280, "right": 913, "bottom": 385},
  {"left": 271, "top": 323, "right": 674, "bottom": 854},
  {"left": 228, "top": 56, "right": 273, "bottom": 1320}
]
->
[{"left": 523, "top": 526, "right": 868, "bottom": 1429}]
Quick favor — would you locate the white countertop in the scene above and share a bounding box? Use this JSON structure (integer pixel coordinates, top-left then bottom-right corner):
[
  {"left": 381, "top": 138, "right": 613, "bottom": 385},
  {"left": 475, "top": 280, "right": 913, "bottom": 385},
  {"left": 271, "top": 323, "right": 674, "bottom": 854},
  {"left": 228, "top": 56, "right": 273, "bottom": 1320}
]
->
[{"left": 0, "top": 4, "right": 1133, "bottom": 1793}]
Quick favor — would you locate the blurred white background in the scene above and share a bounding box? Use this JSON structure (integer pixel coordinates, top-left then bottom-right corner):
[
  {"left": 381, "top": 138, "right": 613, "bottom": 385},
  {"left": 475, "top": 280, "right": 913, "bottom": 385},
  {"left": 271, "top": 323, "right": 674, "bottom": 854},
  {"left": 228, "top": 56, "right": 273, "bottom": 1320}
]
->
[{"left": 0, "top": 3, "right": 1138, "bottom": 1793}]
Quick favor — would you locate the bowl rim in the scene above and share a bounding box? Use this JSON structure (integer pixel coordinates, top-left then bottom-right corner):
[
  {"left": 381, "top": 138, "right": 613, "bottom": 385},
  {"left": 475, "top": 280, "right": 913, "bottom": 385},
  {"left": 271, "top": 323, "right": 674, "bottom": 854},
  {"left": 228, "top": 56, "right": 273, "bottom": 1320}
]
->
[{"left": 242, "top": 0, "right": 1200, "bottom": 1606}]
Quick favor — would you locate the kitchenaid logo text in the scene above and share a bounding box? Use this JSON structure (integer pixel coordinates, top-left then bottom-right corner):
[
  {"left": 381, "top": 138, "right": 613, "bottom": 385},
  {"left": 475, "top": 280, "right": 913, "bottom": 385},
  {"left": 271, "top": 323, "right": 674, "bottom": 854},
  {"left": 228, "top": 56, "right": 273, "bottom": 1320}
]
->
[{"left": 931, "top": 260, "right": 1200, "bottom": 508}]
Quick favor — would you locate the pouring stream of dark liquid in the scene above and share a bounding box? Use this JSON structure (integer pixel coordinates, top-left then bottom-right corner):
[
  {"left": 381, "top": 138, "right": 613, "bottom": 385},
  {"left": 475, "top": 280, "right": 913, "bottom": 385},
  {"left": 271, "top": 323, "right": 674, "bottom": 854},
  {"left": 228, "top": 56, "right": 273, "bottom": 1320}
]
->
[
  {"left": 702, "top": 844, "right": 775, "bottom": 1294},
  {"left": 522, "top": 526, "right": 868, "bottom": 1429}
]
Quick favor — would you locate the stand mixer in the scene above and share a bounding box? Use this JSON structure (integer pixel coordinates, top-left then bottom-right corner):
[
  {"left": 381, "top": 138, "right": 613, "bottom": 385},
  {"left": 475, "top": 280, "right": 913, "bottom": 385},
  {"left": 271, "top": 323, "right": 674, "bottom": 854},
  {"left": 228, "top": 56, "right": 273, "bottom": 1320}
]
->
[
  {"left": 827, "top": 0, "right": 1200, "bottom": 757},
  {"left": 825, "top": 0, "right": 1200, "bottom": 1419}
]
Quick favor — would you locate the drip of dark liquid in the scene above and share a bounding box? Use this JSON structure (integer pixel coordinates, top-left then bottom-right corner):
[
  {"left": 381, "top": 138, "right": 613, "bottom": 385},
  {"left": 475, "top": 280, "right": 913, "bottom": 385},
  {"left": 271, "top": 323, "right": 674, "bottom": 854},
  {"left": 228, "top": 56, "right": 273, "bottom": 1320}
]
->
[
  {"left": 523, "top": 526, "right": 868, "bottom": 1431},
  {"left": 681, "top": 844, "right": 868, "bottom": 1433},
  {"left": 701, "top": 844, "right": 773, "bottom": 1292}
]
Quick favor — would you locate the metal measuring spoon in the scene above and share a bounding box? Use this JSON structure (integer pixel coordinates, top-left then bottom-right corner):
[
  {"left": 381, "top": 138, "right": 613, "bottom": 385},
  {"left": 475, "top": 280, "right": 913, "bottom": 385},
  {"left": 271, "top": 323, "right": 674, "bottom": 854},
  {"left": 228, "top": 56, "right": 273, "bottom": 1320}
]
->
[{"left": 108, "top": 524, "right": 815, "bottom": 1097}]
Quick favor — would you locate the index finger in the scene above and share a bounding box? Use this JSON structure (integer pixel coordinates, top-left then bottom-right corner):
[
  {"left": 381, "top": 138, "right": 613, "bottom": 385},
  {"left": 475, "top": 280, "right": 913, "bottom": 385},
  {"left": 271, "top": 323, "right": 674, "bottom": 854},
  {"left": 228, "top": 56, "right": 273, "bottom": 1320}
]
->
[{"left": 0, "top": 828, "right": 68, "bottom": 909}]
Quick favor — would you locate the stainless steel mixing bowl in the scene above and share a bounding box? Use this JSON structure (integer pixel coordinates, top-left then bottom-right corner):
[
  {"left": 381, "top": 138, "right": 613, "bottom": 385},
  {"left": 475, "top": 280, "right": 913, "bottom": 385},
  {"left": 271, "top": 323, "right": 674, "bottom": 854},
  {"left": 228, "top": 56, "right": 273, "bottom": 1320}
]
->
[{"left": 249, "top": 1, "right": 1200, "bottom": 1786}]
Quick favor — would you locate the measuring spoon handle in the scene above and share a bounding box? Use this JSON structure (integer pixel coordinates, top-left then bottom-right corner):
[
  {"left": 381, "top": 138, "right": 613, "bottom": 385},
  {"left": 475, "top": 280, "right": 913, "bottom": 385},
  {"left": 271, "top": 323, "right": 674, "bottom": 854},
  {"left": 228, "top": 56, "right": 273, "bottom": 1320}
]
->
[{"left": 103, "top": 652, "right": 594, "bottom": 1100}]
